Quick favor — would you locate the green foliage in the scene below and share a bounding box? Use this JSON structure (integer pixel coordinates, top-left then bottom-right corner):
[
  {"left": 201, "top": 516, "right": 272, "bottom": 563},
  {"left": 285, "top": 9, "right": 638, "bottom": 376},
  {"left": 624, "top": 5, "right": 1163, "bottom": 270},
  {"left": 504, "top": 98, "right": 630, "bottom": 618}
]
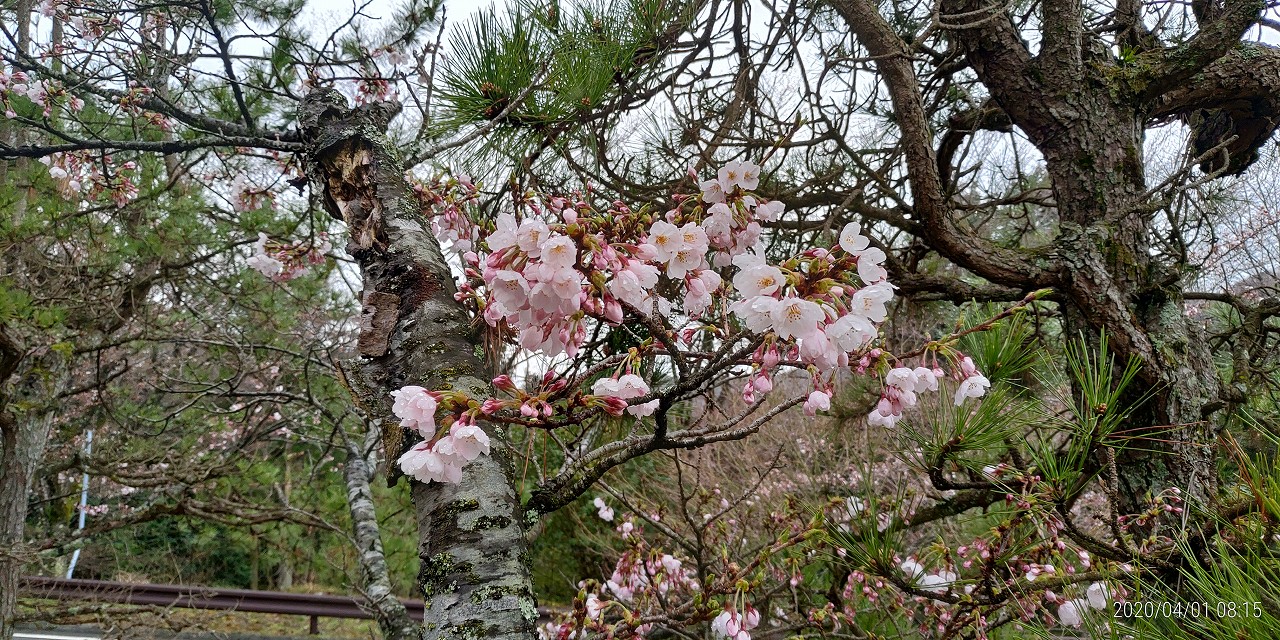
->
[
  {"left": 904, "top": 386, "right": 1028, "bottom": 477},
  {"left": 435, "top": 0, "right": 690, "bottom": 157},
  {"left": 958, "top": 305, "right": 1042, "bottom": 390}
]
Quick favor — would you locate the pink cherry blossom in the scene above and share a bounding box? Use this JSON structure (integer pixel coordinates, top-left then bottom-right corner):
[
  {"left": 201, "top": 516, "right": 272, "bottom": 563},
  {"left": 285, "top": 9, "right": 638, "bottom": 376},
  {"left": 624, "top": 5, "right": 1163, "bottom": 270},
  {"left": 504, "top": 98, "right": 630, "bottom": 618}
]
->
[
  {"left": 391, "top": 385, "right": 438, "bottom": 438},
  {"left": 954, "top": 374, "right": 991, "bottom": 406},
  {"left": 593, "top": 497, "right": 615, "bottom": 521},
  {"left": 754, "top": 199, "right": 785, "bottom": 222},
  {"left": 850, "top": 282, "right": 894, "bottom": 322},
  {"left": 733, "top": 264, "right": 784, "bottom": 298},
  {"left": 447, "top": 423, "right": 491, "bottom": 460},
  {"left": 699, "top": 178, "right": 727, "bottom": 204},
  {"left": 839, "top": 222, "right": 870, "bottom": 254},
  {"left": 515, "top": 218, "right": 550, "bottom": 257},
  {"left": 770, "top": 297, "right": 824, "bottom": 340},
  {"left": 857, "top": 247, "right": 888, "bottom": 283},
  {"left": 804, "top": 390, "right": 832, "bottom": 415},
  {"left": 1057, "top": 600, "right": 1083, "bottom": 627},
  {"left": 397, "top": 442, "right": 463, "bottom": 484},
  {"left": 646, "top": 220, "right": 683, "bottom": 261}
]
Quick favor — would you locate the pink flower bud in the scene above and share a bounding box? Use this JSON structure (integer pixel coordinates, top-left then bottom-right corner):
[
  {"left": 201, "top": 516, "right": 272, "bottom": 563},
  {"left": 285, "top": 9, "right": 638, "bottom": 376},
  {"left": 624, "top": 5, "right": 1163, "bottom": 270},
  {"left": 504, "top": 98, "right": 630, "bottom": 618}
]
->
[
  {"left": 604, "top": 299, "right": 623, "bottom": 323},
  {"left": 876, "top": 396, "right": 894, "bottom": 417},
  {"left": 602, "top": 396, "right": 628, "bottom": 416},
  {"left": 763, "top": 346, "right": 780, "bottom": 369}
]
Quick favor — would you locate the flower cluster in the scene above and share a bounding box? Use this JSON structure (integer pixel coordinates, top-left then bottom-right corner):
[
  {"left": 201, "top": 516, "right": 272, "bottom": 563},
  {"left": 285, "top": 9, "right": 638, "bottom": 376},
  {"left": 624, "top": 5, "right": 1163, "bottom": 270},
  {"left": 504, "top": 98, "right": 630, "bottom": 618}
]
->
[
  {"left": 711, "top": 605, "right": 760, "bottom": 640},
  {"left": 1051, "top": 582, "right": 1111, "bottom": 627},
  {"left": 38, "top": 152, "right": 87, "bottom": 199},
  {"left": 392, "top": 386, "right": 492, "bottom": 484},
  {"left": 600, "top": 545, "right": 699, "bottom": 604},
  {"left": 232, "top": 175, "right": 276, "bottom": 213},
  {"left": 245, "top": 232, "right": 331, "bottom": 282},
  {"left": 409, "top": 172, "right": 481, "bottom": 253},
  {"left": 899, "top": 557, "right": 960, "bottom": 594},
  {"left": 1, "top": 69, "right": 82, "bottom": 118},
  {"left": 390, "top": 162, "right": 994, "bottom": 479},
  {"left": 35, "top": 151, "right": 139, "bottom": 205},
  {"left": 863, "top": 354, "right": 989, "bottom": 428},
  {"left": 450, "top": 165, "right": 933, "bottom": 427}
]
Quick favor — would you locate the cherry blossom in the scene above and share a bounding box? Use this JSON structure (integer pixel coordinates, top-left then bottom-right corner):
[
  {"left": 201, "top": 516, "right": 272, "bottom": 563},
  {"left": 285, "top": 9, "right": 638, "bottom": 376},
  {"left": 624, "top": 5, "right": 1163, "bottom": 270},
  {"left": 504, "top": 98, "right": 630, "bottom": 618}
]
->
[
  {"left": 1085, "top": 582, "right": 1110, "bottom": 609},
  {"left": 804, "top": 390, "right": 832, "bottom": 416},
  {"left": 593, "top": 497, "right": 615, "bottom": 522},
  {"left": 839, "top": 222, "right": 871, "bottom": 254},
  {"left": 711, "top": 605, "right": 759, "bottom": 640},
  {"left": 770, "top": 297, "right": 824, "bottom": 341},
  {"left": 391, "top": 386, "right": 440, "bottom": 438},
  {"left": 954, "top": 374, "right": 991, "bottom": 406},
  {"left": 244, "top": 232, "right": 330, "bottom": 282},
  {"left": 718, "top": 160, "right": 760, "bottom": 191},
  {"left": 593, "top": 374, "right": 659, "bottom": 417},
  {"left": 443, "top": 422, "right": 491, "bottom": 459},
  {"left": 733, "top": 263, "right": 784, "bottom": 298},
  {"left": 1056, "top": 599, "right": 1084, "bottom": 627},
  {"left": 397, "top": 442, "right": 464, "bottom": 484}
]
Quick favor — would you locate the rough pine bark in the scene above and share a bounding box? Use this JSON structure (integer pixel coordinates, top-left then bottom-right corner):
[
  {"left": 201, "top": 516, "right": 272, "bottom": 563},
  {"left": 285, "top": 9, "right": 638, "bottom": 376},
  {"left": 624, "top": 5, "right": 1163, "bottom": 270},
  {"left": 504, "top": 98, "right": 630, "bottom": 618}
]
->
[
  {"left": 0, "top": 330, "right": 23, "bottom": 640},
  {"left": 299, "top": 90, "right": 539, "bottom": 640},
  {"left": 0, "top": 339, "right": 66, "bottom": 640},
  {"left": 832, "top": 0, "right": 1279, "bottom": 519}
]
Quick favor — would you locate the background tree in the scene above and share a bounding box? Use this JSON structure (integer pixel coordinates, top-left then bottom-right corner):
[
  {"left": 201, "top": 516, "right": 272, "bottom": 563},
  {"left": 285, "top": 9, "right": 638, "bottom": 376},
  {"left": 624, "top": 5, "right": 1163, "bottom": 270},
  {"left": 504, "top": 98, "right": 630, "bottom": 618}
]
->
[{"left": 6, "top": 0, "right": 1280, "bottom": 639}]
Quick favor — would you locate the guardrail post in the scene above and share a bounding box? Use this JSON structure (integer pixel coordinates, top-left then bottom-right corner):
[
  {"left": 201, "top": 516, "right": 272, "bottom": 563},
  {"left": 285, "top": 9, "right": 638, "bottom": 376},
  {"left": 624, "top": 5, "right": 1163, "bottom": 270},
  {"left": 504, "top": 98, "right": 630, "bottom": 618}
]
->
[{"left": 309, "top": 614, "right": 319, "bottom": 635}]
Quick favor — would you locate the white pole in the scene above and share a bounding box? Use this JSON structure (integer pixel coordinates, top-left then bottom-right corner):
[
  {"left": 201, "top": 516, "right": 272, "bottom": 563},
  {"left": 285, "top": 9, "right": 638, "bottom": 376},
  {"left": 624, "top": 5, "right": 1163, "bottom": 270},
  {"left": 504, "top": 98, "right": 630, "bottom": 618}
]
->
[{"left": 66, "top": 429, "right": 93, "bottom": 579}]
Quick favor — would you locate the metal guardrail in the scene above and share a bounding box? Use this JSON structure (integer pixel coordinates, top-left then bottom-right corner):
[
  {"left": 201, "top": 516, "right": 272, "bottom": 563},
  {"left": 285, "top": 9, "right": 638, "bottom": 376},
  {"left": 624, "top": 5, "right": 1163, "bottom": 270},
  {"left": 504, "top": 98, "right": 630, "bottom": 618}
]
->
[{"left": 20, "top": 576, "right": 558, "bottom": 635}]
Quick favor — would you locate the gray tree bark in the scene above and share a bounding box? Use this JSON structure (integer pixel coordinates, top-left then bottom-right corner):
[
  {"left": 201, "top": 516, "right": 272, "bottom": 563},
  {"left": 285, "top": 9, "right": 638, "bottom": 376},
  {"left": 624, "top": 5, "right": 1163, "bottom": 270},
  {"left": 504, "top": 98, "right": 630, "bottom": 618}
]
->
[
  {"left": 300, "top": 90, "right": 538, "bottom": 640},
  {"left": 341, "top": 425, "right": 421, "bottom": 640},
  {"left": 0, "top": 330, "right": 23, "bottom": 640}
]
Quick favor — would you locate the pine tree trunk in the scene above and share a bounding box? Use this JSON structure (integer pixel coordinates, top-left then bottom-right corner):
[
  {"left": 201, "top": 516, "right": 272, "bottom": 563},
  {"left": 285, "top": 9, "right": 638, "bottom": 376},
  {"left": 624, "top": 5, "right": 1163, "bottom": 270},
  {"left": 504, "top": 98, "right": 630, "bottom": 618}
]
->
[
  {"left": 1037, "top": 98, "right": 1221, "bottom": 515},
  {"left": 0, "top": 343, "right": 66, "bottom": 640},
  {"left": 300, "top": 91, "right": 539, "bottom": 640}
]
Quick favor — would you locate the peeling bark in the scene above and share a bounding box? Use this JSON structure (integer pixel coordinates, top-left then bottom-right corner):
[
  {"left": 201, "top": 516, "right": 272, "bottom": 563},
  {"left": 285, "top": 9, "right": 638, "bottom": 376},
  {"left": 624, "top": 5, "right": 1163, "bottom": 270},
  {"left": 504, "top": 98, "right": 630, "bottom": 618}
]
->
[{"left": 300, "top": 90, "right": 538, "bottom": 640}]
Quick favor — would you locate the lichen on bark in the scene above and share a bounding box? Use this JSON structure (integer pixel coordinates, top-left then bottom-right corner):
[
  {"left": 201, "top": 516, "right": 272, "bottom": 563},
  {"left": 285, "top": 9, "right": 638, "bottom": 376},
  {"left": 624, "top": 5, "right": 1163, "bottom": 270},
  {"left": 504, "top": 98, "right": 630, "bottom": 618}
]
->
[{"left": 300, "top": 89, "right": 538, "bottom": 640}]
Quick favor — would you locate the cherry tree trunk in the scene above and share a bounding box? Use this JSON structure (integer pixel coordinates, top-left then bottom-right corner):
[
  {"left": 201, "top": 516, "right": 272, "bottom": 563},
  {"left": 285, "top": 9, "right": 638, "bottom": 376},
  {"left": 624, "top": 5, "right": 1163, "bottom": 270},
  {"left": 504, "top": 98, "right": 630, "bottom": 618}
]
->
[{"left": 299, "top": 91, "right": 539, "bottom": 640}]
